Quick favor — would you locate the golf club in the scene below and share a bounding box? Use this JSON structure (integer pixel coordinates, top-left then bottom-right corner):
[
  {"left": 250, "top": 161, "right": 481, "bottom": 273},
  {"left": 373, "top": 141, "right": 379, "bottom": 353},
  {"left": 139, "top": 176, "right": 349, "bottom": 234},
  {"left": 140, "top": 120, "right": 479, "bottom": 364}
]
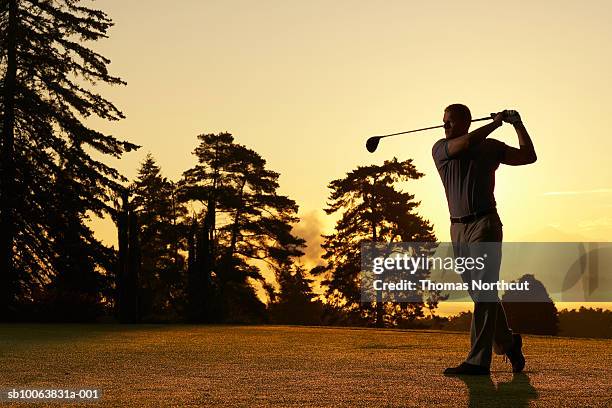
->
[{"left": 366, "top": 114, "right": 495, "bottom": 153}]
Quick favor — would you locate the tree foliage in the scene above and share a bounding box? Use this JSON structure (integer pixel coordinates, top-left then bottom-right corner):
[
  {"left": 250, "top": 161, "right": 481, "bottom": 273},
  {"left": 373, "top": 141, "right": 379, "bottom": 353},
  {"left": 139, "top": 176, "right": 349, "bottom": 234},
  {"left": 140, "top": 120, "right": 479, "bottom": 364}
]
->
[
  {"left": 267, "top": 264, "right": 322, "bottom": 325},
  {"left": 131, "top": 154, "right": 187, "bottom": 320},
  {"left": 502, "top": 274, "right": 559, "bottom": 336},
  {"left": 180, "top": 133, "right": 305, "bottom": 322},
  {"left": 0, "top": 0, "right": 138, "bottom": 318},
  {"left": 312, "top": 158, "right": 438, "bottom": 327}
]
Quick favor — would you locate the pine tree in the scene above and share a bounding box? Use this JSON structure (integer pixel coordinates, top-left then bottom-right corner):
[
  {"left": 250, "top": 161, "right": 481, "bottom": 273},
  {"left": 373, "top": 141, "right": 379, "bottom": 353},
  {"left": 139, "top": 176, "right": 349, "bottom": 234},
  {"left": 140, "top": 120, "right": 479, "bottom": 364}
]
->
[
  {"left": 43, "top": 149, "right": 115, "bottom": 321},
  {"left": 180, "top": 132, "right": 305, "bottom": 322},
  {"left": 131, "top": 154, "right": 187, "bottom": 320},
  {"left": 312, "top": 158, "right": 439, "bottom": 327},
  {"left": 0, "top": 0, "right": 138, "bottom": 318},
  {"left": 268, "top": 264, "right": 322, "bottom": 325}
]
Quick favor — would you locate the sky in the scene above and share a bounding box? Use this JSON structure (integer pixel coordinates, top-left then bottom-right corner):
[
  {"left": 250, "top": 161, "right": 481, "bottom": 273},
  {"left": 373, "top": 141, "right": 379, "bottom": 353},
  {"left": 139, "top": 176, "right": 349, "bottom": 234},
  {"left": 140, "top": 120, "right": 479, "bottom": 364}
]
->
[{"left": 84, "top": 0, "right": 612, "bottom": 312}]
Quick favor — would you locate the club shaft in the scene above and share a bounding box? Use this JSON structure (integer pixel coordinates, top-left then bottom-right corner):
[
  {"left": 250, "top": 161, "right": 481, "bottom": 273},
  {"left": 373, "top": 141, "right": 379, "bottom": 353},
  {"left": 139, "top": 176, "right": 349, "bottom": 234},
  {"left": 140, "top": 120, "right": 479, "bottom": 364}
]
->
[{"left": 377, "top": 116, "right": 491, "bottom": 139}]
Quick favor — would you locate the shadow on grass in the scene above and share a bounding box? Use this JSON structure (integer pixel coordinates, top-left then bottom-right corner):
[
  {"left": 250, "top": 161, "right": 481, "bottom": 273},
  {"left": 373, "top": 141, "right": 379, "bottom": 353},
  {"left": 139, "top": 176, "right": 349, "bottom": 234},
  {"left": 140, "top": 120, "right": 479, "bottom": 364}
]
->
[{"left": 459, "top": 374, "right": 538, "bottom": 408}]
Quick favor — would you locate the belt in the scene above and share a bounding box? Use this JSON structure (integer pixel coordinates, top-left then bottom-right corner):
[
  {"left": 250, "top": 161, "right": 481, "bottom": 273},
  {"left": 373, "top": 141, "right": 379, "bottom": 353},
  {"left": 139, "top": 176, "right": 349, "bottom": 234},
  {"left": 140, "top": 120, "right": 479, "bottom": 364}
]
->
[{"left": 450, "top": 207, "right": 497, "bottom": 224}]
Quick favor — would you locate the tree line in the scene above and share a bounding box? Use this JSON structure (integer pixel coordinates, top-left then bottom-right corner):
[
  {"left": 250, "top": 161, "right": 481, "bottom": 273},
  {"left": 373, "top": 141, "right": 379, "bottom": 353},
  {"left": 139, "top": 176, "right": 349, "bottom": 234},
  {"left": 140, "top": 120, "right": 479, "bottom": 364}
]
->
[
  {"left": 0, "top": 0, "right": 438, "bottom": 325},
  {"left": 114, "top": 144, "right": 440, "bottom": 325},
  {"left": 114, "top": 134, "right": 312, "bottom": 324}
]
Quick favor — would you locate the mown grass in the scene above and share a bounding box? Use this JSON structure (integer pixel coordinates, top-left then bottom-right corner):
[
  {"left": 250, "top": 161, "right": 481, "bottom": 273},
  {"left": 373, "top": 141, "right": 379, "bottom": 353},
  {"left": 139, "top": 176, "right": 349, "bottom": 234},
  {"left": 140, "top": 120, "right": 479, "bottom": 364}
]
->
[{"left": 0, "top": 324, "right": 610, "bottom": 407}]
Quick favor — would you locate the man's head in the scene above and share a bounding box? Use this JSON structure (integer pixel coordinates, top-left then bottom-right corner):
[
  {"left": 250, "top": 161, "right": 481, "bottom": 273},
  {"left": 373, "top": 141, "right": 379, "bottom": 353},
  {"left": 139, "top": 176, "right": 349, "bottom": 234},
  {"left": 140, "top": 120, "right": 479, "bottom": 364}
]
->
[{"left": 443, "top": 104, "right": 471, "bottom": 139}]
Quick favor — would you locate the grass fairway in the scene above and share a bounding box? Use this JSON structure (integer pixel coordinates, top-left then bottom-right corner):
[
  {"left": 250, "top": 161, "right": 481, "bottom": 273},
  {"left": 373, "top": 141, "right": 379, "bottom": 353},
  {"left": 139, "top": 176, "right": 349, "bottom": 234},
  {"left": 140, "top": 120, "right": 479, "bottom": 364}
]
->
[{"left": 0, "top": 325, "right": 610, "bottom": 407}]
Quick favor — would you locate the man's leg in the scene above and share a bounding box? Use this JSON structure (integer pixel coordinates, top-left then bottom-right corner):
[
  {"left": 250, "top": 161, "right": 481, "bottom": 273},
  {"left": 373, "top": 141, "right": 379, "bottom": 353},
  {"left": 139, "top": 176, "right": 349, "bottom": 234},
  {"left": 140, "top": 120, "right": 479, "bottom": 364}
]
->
[
  {"left": 445, "top": 220, "right": 493, "bottom": 374},
  {"left": 465, "top": 301, "right": 499, "bottom": 367},
  {"left": 463, "top": 214, "right": 504, "bottom": 368},
  {"left": 445, "top": 222, "right": 489, "bottom": 374},
  {"left": 493, "top": 302, "right": 514, "bottom": 354},
  {"left": 446, "top": 213, "right": 523, "bottom": 374}
]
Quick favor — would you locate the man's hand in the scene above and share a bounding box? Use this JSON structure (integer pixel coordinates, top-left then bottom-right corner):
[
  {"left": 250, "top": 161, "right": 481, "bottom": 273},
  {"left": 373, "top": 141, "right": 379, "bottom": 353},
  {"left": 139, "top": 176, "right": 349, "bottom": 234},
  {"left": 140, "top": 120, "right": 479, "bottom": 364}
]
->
[
  {"left": 492, "top": 111, "right": 505, "bottom": 125},
  {"left": 503, "top": 110, "right": 522, "bottom": 125},
  {"left": 500, "top": 110, "right": 537, "bottom": 166}
]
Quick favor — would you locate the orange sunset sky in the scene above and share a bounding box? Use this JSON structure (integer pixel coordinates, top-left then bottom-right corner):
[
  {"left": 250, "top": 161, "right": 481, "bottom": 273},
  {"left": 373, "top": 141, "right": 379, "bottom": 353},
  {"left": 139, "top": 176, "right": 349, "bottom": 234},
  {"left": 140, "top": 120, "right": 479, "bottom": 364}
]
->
[{"left": 85, "top": 1, "right": 611, "bottom": 313}]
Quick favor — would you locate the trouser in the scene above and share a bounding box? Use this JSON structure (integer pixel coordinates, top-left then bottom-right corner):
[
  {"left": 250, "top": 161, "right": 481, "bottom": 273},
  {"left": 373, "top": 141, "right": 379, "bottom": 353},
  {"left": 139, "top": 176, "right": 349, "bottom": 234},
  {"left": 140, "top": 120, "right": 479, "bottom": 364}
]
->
[{"left": 450, "top": 211, "right": 513, "bottom": 368}]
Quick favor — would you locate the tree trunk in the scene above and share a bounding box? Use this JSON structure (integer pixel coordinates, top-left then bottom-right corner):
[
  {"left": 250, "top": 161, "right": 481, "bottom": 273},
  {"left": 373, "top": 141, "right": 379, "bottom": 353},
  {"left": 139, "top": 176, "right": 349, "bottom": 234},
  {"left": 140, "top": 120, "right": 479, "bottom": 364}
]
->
[
  {"left": 116, "top": 192, "right": 129, "bottom": 321},
  {"left": 187, "top": 218, "right": 199, "bottom": 321},
  {"left": 117, "top": 192, "right": 140, "bottom": 323},
  {"left": 371, "top": 203, "right": 384, "bottom": 328},
  {"left": 0, "top": 0, "right": 18, "bottom": 318},
  {"left": 225, "top": 179, "right": 246, "bottom": 282},
  {"left": 128, "top": 210, "right": 141, "bottom": 322}
]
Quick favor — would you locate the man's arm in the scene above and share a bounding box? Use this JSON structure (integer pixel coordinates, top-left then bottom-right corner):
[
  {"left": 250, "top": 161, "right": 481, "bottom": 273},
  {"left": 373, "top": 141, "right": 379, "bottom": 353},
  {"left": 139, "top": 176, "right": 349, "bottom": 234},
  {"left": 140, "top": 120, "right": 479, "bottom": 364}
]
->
[
  {"left": 446, "top": 112, "right": 504, "bottom": 157},
  {"left": 501, "top": 116, "right": 537, "bottom": 166}
]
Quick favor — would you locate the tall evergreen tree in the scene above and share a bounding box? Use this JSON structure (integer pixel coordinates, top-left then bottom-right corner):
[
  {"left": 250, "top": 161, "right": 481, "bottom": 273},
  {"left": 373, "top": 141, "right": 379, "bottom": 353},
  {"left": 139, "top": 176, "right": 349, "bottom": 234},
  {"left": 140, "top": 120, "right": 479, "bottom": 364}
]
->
[
  {"left": 267, "top": 263, "right": 322, "bottom": 325},
  {"left": 43, "top": 148, "right": 115, "bottom": 321},
  {"left": 312, "top": 158, "right": 439, "bottom": 327},
  {"left": 131, "top": 154, "right": 187, "bottom": 320},
  {"left": 180, "top": 132, "right": 305, "bottom": 322},
  {"left": 0, "top": 0, "right": 138, "bottom": 318}
]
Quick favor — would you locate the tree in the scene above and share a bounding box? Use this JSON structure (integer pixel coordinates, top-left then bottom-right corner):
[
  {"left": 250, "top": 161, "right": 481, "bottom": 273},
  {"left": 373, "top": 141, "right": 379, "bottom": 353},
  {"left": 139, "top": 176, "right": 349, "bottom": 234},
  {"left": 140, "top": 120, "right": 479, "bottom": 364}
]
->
[
  {"left": 0, "top": 0, "right": 138, "bottom": 318},
  {"left": 131, "top": 154, "right": 187, "bottom": 320},
  {"left": 312, "top": 158, "right": 439, "bottom": 327},
  {"left": 114, "top": 188, "right": 140, "bottom": 323},
  {"left": 180, "top": 132, "right": 305, "bottom": 322},
  {"left": 502, "top": 274, "right": 559, "bottom": 336},
  {"left": 558, "top": 307, "right": 611, "bottom": 339},
  {"left": 42, "top": 150, "right": 116, "bottom": 321},
  {"left": 267, "top": 264, "right": 323, "bottom": 325}
]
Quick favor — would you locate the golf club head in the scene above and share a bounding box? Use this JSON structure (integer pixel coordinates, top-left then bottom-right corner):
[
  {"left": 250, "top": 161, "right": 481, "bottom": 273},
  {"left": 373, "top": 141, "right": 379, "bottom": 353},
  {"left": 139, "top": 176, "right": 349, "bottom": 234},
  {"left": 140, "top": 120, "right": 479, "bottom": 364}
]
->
[{"left": 366, "top": 137, "right": 380, "bottom": 153}]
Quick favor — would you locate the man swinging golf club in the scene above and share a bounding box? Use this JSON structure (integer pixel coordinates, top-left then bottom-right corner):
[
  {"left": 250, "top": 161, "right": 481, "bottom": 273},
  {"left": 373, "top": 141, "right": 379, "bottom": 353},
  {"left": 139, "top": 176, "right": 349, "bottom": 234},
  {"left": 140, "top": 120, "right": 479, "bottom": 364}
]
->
[{"left": 433, "top": 104, "right": 537, "bottom": 375}]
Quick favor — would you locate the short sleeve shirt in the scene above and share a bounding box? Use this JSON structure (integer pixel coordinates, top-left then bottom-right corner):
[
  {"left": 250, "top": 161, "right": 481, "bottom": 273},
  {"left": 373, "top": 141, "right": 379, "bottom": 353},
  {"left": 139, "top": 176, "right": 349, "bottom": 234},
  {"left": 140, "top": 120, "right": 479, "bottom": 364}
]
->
[{"left": 432, "top": 138, "right": 507, "bottom": 218}]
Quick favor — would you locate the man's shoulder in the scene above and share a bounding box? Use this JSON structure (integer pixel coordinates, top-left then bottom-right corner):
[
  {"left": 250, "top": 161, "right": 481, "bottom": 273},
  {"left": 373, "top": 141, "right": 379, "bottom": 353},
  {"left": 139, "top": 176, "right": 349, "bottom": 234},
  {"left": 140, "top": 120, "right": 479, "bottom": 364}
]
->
[
  {"left": 432, "top": 138, "right": 447, "bottom": 154},
  {"left": 432, "top": 138, "right": 447, "bottom": 147},
  {"left": 432, "top": 138, "right": 449, "bottom": 167}
]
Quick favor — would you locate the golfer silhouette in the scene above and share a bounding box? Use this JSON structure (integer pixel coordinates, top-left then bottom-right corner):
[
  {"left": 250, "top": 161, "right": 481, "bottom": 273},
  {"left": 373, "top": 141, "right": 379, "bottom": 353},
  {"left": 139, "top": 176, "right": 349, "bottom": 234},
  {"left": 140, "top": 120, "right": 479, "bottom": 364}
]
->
[{"left": 432, "top": 104, "right": 537, "bottom": 375}]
